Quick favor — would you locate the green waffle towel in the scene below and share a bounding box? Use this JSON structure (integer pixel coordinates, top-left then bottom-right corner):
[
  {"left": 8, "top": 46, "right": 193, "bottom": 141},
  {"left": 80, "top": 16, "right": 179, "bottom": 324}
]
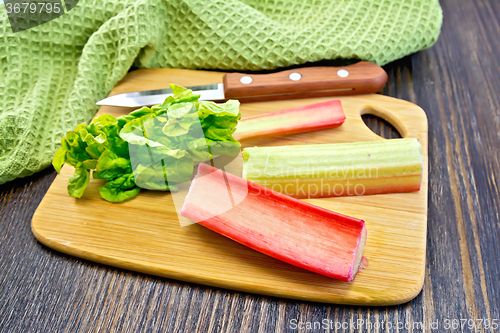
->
[{"left": 0, "top": 0, "right": 442, "bottom": 184}]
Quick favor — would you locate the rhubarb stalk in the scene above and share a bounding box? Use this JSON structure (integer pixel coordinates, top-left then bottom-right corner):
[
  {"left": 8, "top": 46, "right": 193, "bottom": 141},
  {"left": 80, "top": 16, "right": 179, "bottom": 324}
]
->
[
  {"left": 234, "top": 100, "right": 345, "bottom": 141},
  {"left": 242, "top": 138, "right": 423, "bottom": 198},
  {"left": 180, "top": 163, "right": 367, "bottom": 281}
]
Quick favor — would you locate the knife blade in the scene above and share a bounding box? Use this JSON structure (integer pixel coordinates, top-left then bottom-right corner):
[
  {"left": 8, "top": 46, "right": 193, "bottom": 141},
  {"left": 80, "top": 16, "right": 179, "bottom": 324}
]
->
[{"left": 96, "top": 61, "right": 388, "bottom": 107}]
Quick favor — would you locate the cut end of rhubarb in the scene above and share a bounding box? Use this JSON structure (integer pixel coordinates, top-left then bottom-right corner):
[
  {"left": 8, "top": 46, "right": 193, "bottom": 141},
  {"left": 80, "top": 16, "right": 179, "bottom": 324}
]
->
[{"left": 348, "top": 226, "right": 368, "bottom": 281}]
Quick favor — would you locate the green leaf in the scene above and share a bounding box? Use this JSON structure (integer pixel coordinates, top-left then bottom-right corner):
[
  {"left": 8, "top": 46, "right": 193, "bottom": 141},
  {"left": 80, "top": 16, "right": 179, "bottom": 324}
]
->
[
  {"left": 99, "top": 183, "right": 141, "bottom": 202},
  {"left": 63, "top": 130, "right": 92, "bottom": 167},
  {"left": 94, "top": 149, "right": 131, "bottom": 181},
  {"left": 133, "top": 163, "right": 169, "bottom": 190},
  {"left": 196, "top": 100, "right": 241, "bottom": 142},
  {"left": 197, "top": 100, "right": 240, "bottom": 118},
  {"left": 105, "top": 173, "right": 137, "bottom": 189},
  {"left": 162, "top": 112, "right": 200, "bottom": 137},
  {"left": 203, "top": 126, "right": 237, "bottom": 141},
  {"left": 84, "top": 133, "right": 105, "bottom": 159},
  {"left": 207, "top": 140, "right": 241, "bottom": 159},
  {"left": 133, "top": 162, "right": 184, "bottom": 190},
  {"left": 119, "top": 114, "right": 163, "bottom": 147},
  {"left": 184, "top": 137, "right": 211, "bottom": 162},
  {"left": 83, "top": 159, "right": 98, "bottom": 170},
  {"left": 167, "top": 102, "right": 195, "bottom": 117},
  {"left": 54, "top": 84, "right": 241, "bottom": 203},
  {"left": 162, "top": 153, "right": 194, "bottom": 182},
  {"left": 52, "top": 146, "right": 67, "bottom": 173},
  {"left": 166, "top": 84, "right": 200, "bottom": 104},
  {"left": 97, "top": 173, "right": 140, "bottom": 202},
  {"left": 94, "top": 114, "right": 118, "bottom": 127},
  {"left": 67, "top": 165, "right": 90, "bottom": 198},
  {"left": 118, "top": 106, "right": 155, "bottom": 125},
  {"left": 134, "top": 145, "right": 193, "bottom": 183}
]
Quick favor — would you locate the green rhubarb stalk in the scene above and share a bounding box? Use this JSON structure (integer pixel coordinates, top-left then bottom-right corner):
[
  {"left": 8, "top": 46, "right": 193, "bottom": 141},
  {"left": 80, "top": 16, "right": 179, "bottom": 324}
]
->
[
  {"left": 181, "top": 163, "right": 367, "bottom": 281},
  {"left": 242, "top": 138, "right": 423, "bottom": 198},
  {"left": 234, "top": 100, "right": 345, "bottom": 141}
]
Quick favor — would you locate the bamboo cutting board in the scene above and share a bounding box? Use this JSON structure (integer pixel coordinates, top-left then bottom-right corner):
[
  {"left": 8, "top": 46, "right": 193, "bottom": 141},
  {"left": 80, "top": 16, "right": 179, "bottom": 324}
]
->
[{"left": 32, "top": 69, "right": 428, "bottom": 306}]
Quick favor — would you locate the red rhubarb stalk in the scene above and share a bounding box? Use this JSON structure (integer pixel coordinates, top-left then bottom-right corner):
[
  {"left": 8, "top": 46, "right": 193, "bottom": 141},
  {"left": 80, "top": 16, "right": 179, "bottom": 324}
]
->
[
  {"left": 180, "top": 163, "right": 367, "bottom": 282},
  {"left": 233, "top": 100, "right": 345, "bottom": 141}
]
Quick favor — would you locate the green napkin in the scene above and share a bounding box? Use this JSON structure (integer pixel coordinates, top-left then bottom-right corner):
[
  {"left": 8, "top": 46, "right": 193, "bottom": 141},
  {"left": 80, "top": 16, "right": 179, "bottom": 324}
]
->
[{"left": 0, "top": 0, "right": 442, "bottom": 184}]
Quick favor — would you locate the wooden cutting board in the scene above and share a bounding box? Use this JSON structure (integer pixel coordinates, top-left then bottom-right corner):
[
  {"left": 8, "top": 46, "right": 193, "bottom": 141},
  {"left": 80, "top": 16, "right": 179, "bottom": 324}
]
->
[{"left": 32, "top": 69, "right": 428, "bottom": 306}]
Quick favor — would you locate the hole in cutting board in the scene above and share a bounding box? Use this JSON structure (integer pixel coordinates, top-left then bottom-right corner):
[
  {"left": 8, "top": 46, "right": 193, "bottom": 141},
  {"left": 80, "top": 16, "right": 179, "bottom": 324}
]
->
[{"left": 361, "top": 109, "right": 403, "bottom": 139}]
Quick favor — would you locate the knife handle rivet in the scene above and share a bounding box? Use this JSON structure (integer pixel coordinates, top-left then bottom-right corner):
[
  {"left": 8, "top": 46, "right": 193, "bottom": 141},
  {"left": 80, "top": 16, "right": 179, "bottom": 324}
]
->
[
  {"left": 240, "top": 76, "right": 253, "bottom": 84},
  {"left": 337, "top": 69, "right": 349, "bottom": 78},
  {"left": 289, "top": 72, "right": 302, "bottom": 81}
]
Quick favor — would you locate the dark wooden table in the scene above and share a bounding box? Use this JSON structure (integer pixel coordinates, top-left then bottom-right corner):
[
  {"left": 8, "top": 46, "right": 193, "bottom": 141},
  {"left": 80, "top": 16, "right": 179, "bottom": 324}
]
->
[{"left": 1, "top": 1, "right": 500, "bottom": 332}]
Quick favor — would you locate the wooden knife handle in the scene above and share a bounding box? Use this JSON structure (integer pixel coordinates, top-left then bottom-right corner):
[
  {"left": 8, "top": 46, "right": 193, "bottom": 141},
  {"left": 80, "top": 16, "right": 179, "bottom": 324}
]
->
[{"left": 222, "top": 61, "right": 388, "bottom": 102}]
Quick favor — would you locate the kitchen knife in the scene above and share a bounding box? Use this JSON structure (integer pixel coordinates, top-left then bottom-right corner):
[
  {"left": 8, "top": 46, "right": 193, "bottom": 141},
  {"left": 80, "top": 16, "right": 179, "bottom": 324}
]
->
[{"left": 96, "top": 61, "right": 387, "bottom": 107}]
